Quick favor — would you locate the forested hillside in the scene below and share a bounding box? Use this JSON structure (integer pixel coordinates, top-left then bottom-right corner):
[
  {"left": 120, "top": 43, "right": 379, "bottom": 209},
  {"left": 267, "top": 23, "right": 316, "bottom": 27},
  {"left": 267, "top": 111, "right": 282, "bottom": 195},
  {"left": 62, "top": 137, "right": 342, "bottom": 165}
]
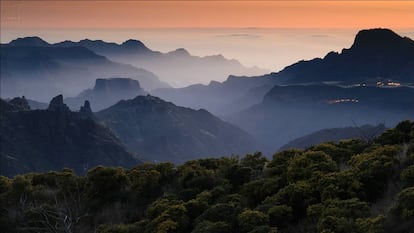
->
[{"left": 1, "top": 120, "right": 413, "bottom": 233}]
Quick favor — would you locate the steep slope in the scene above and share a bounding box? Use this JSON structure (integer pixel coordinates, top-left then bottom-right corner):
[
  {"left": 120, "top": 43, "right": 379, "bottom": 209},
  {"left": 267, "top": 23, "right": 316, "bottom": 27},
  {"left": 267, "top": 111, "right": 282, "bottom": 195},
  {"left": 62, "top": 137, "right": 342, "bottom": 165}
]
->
[
  {"left": 230, "top": 85, "right": 414, "bottom": 153},
  {"left": 65, "top": 78, "right": 147, "bottom": 111},
  {"left": 279, "top": 124, "right": 386, "bottom": 151},
  {"left": 0, "top": 38, "right": 168, "bottom": 101},
  {"left": 0, "top": 95, "right": 139, "bottom": 177},
  {"left": 153, "top": 28, "right": 414, "bottom": 116},
  {"left": 96, "top": 95, "right": 257, "bottom": 163},
  {"left": 277, "top": 28, "right": 414, "bottom": 85},
  {"left": 54, "top": 38, "right": 268, "bottom": 87}
]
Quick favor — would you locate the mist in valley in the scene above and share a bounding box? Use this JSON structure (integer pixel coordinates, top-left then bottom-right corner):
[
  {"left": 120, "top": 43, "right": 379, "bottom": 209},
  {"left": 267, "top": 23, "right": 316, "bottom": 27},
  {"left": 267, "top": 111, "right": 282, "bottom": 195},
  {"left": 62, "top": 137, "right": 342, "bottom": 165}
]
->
[{"left": 1, "top": 28, "right": 414, "bottom": 163}]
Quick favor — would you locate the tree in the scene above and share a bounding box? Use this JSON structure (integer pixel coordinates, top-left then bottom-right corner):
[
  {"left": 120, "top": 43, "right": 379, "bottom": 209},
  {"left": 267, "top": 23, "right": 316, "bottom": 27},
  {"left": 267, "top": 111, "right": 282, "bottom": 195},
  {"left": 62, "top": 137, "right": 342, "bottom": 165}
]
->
[
  {"left": 308, "top": 142, "right": 352, "bottom": 164},
  {"left": 191, "top": 221, "right": 232, "bottom": 233},
  {"left": 307, "top": 198, "right": 371, "bottom": 233},
  {"left": 86, "top": 166, "right": 129, "bottom": 206},
  {"left": 376, "top": 120, "right": 413, "bottom": 145},
  {"left": 262, "top": 181, "right": 318, "bottom": 217},
  {"left": 178, "top": 163, "right": 218, "bottom": 197},
  {"left": 287, "top": 151, "right": 337, "bottom": 183},
  {"left": 145, "top": 203, "right": 189, "bottom": 233},
  {"left": 349, "top": 145, "right": 399, "bottom": 200},
  {"left": 266, "top": 149, "right": 302, "bottom": 181},
  {"left": 400, "top": 165, "right": 414, "bottom": 187},
  {"left": 128, "top": 166, "right": 161, "bottom": 201},
  {"left": 241, "top": 178, "right": 283, "bottom": 207},
  {"left": 238, "top": 209, "right": 269, "bottom": 233},
  {"left": 267, "top": 205, "right": 293, "bottom": 227},
  {"left": 240, "top": 152, "right": 268, "bottom": 172},
  {"left": 195, "top": 203, "right": 241, "bottom": 228},
  {"left": 317, "top": 170, "right": 363, "bottom": 201},
  {"left": 391, "top": 187, "right": 414, "bottom": 220},
  {"left": 355, "top": 216, "right": 384, "bottom": 233}
]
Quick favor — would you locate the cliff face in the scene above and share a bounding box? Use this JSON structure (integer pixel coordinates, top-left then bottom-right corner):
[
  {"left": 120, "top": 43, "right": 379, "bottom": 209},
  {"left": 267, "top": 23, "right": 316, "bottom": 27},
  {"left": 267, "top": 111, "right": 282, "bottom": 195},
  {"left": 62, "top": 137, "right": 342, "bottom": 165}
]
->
[{"left": 65, "top": 78, "right": 147, "bottom": 111}]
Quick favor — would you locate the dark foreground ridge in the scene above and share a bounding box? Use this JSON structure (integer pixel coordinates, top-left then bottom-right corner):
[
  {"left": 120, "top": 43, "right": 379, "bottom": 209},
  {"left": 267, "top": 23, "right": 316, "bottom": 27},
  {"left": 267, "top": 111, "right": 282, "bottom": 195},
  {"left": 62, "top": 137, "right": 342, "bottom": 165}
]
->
[{"left": 0, "top": 96, "right": 140, "bottom": 177}]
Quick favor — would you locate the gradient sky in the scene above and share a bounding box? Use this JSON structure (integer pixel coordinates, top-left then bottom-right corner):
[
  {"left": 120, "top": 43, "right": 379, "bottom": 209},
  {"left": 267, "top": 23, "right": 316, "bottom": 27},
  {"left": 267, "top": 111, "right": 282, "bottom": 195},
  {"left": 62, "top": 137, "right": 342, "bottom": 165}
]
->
[
  {"left": 1, "top": 1, "right": 414, "bottom": 74},
  {"left": 1, "top": 1, "right": 413, "bottom": 29}
]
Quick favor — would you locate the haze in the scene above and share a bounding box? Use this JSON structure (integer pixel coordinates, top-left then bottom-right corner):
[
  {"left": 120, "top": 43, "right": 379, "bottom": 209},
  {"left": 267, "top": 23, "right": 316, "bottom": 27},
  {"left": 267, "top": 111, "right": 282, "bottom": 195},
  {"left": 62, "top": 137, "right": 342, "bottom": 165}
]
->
[{"left": 1, "top": 1, "right": 413, "bottom": 73}]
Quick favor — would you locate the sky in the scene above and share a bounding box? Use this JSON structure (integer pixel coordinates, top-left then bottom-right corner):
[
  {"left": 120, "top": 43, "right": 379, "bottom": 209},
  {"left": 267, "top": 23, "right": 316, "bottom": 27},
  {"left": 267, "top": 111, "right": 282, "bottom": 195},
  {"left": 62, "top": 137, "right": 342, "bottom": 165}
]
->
[{"left": 1, "top": 1, "right": 414, "bottom": 71}]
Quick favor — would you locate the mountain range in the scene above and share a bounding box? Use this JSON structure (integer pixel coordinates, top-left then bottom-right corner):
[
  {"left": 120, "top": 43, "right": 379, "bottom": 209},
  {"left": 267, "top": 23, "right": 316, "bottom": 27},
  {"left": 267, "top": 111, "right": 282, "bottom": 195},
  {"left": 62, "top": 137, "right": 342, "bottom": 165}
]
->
[
  {"left": 0, "top": 39, "right": 168, "bottom": 102},
  {"left": 54, "top": 38, "right": 268, "bottom": 87},
  {"left": 0, "top": 96, "right": 139, "bottom": 177},
  {"left": 0, "top": 36, "right": 266, "bottom": 102},
  {"left": 1, "top": 28, "right": 413, "bottom": 174},
  {"left": 229, "top": 84, "right": 414, "bottom": 153},
  {"left": 153, "top": 28, "right": 414, "bottom": 116},
  {"left": 96, "top": 95, "right": 258, "bottom": 163},
  {"left": 1, "top": 93, "right": 259, "bottom": 174}
]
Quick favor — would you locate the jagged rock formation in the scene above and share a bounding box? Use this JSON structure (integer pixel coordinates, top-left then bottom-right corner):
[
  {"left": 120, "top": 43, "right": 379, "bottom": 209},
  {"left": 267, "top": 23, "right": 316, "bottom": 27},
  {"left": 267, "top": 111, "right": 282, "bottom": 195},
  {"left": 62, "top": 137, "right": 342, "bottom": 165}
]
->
[
  {"left": 79, "top": 100, "right": 94, "bottom": 119},
  {"left": 8, "top": 96, "right": 31, "bottom": 111},
  {"left": 0, "top": 95, "right": 139, "bottom": 177},
  {"left": 65, "top": 78, "right": 147, "bottom": 111},
  {"left": 48, "top": 94, "right": 70, "bottom": 112}
]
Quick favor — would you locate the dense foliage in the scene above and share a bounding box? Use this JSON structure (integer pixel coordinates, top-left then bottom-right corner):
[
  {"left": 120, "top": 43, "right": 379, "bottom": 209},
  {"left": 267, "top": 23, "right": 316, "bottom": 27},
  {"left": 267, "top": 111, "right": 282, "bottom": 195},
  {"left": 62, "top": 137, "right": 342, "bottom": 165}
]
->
[{"left": 1, "top": 120, "right": 414, "bottom": 233}]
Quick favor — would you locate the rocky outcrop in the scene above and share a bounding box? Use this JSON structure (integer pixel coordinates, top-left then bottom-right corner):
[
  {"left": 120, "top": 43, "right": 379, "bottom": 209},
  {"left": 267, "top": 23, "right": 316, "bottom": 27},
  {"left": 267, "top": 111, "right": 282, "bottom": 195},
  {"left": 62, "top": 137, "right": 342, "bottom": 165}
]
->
[
  {"left": 0, "top": 95, "right": 140, "bottom": 177},
  {"left": 48, "top": 94, "right": 71, "bottom": 112},
  {"left": 8, "top": 96, "right": 31, "bottom": 111},
  {"left": 65, "top": 78, "right": 147, "bottom": 111}
]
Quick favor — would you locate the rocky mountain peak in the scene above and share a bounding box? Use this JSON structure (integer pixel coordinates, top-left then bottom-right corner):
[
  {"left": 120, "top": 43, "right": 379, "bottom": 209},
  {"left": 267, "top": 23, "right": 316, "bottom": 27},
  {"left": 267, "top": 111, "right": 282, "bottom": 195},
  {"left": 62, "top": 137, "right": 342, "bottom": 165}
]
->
[
  {"left": 79, "top": 100, "right": 94, "bottom": 118},
  {"left": 8, "top": 96, "right": 31, "bottom": 111},
  {"left": 350, "top": 28, "right": 405, "bottom": 52},
  {"left": 48, "top": 95, "right": 70, "bottom": 112}
]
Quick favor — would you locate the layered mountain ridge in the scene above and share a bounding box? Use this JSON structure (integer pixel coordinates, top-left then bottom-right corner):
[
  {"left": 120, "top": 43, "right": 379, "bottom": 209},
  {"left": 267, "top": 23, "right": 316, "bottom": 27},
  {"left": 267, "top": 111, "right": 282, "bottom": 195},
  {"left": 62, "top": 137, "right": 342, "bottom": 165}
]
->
[
  {"left": 0, "top": 96, "right": 139, "bottom": 177},
  {"left": 0, "top": 43, "right": 167, "bottom": 101},
  {"left": 97, "top": 95, "right": 258, "bottom": 163},
  {"left": 153, "top": 28, "right": 414, "bottom": 116}
]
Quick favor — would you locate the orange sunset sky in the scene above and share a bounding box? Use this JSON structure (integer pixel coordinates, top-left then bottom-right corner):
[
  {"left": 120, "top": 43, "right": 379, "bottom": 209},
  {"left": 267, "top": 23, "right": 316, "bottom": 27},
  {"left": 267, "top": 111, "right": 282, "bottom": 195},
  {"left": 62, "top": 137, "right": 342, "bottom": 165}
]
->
[{"left": 1, "top": 1, "right": 413, "bottom": 29}]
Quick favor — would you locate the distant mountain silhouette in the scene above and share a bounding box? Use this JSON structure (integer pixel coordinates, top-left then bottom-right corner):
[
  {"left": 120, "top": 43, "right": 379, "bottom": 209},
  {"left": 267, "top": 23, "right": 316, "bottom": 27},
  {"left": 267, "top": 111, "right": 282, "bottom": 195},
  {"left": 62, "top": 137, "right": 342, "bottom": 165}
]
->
[
  {"left": 153, "top": 28, "right": 414, "bottom": 116},
  {"left": 53, "top": 38, "right": 267, "bottom": 87},
  {"left": 229, "top": 85, "right": 414, "bottom": 153},
  {"left": 65, "top": 78, "right": 147, "bottom": 111},
  {"left": 276, "top": 28, "right": 414, "bottom": 85},
  {"left": 0, "top": 96, "right": 140, "bottom": 177},
  {"left": 1, "top": 40, "right": 169, "bottom": 101},
  {"left": 152, "top": 75, "right": 271, "bottom": 116},
  {"left": 8, "top": 36, "right": 51, "bottom": 47},
  {"left": 279, "top": 124, "right": 386, "bottom": 151},
  {"left": 55, "top": 38, "right": 156, "bottom": 56},
  {"left": 96, "top": 95, "right": 258, "bottom": 163}
]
